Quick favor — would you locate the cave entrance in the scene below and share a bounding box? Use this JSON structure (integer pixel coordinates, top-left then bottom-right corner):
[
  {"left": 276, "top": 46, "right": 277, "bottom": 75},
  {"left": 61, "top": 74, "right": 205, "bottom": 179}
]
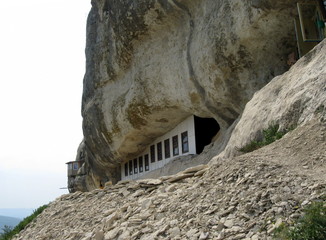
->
[{"left": 194, "top": 116, "right": 220, "bottom": 154}]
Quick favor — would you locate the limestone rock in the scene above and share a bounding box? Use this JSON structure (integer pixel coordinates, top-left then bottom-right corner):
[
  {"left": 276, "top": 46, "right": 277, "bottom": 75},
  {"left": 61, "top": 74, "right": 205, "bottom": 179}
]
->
[
  {"left": 12, "top": 2, "right": 326, "bottom": 240},
  {"left": 104, "top": 212, "right": 119, "bottom": 228},
  {"left": 199, "top": 232, "right": 209, "bottom": 240},
  {"left": 12, "top": 118, "right": 326, "bottom": 240},
  {"left": 224, "top": 219, "right": 234, "bottom": 228},
  {"left": 217, "top": 39, "right": 326, "bottom": 160},
  {"left": 94, "top": 231, "right": 104, "bottom": 240},
  {"left": 167, "top": 173, "right": 195, "bottom": 183},
  {"left": 75, "top": 0, "right": 298, "bottom": 190},
  {"left": 182, "top": 164, "right": 208, "bottom": 174},
  {"left": 168, "top": 226, "right": 181, "bottom": 238},
  {"left": 104, "top": 228, "right": 119, "bottom": 239},
  {"left": 136, "top": 178, "right": 162, "bottom": 187}
]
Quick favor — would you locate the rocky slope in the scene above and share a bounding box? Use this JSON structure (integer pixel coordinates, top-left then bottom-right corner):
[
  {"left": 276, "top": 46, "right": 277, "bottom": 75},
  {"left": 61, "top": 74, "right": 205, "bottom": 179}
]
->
[
  {"left": 13, "top": 39, "right": 326, "bottom": 239},
  {"left": 216, "top": 36, "right": 326, "bottom": 161},
  {"left": 77, "top": 0, "right": 299, "bottom": 189},
  {"left": 13, "top": 117, "right": 326, "bottom": 240}
]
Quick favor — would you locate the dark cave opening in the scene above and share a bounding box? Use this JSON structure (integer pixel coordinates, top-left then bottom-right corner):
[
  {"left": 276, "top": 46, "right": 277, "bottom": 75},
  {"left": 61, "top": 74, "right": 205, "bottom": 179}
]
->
[{"left": 194, "top": 116, "right": 220, "bottom": 154}]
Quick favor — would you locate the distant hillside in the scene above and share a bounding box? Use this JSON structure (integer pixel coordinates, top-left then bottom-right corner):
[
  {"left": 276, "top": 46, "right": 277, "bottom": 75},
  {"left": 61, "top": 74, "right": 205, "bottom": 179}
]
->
[
  {"left": 0, "top": 215, "right": 21, "bottom": 233},
  {"left": 0, "top": 209, "right": 33, "bottom": 219}
]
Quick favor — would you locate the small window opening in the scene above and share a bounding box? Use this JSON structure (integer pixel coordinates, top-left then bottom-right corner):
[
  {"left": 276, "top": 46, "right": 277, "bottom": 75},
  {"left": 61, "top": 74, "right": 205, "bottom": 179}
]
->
[
  {"left": 129, "top": 160, "right": 133, "bottom": 175},
  {"left": 157, "top": 142, "right": 163, "bottom": 161},
  {"left": 124, "top": 163, "right": 128, "bottom": 177},
  {"left": 139, "top": 156, "right": 143, "bottom": 173},
  {"left": 73, "top": 162, "right": 78, "bottom": 170},
  {"left": 133, "top": 158, "right": 138, "bottom": 174},
  {"left": 172, "top": 135, "right": 179, "bottom": 156},
  {"left": 144, "top": 154, "right": 149, "bottom": 171},
  {"left": 181, "top": 131, "right": 189, "bottom": 153},
  {"left": 164, "top": 139, "right": 170, "bottom": 159},
  {"left": 150, "top": 145, "right": 155, "bottom": 163}
]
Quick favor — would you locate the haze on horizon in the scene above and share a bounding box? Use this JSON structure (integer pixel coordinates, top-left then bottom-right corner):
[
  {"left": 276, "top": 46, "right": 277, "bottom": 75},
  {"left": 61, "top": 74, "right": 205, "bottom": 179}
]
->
[{"left": 0, "top": 0, "right": 90, "bottom": 209}]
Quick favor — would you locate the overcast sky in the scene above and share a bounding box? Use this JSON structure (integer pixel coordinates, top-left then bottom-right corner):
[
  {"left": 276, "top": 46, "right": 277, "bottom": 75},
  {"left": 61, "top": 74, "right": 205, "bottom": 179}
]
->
[{"left": 0, "top": 0, "right": 90, "bottom": 209}]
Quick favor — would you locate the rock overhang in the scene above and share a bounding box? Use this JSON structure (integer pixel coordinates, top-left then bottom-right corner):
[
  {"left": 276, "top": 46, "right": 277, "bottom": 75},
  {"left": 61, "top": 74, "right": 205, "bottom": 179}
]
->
[{"left": 75, "top": 0, "right": 301, "bottom": 191}]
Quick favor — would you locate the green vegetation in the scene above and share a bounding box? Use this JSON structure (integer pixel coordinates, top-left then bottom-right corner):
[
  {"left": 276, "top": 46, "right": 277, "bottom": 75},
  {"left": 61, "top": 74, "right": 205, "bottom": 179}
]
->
[
  {"left": 273, "top": 201, "right": 326, "bottom": 240},
  {"left": 0, "top": 216, "right": 21, "bottom": 231},
  {"left": 239, "top": 124, "right": 295, "bottom": 153},
  {"left": 0, "top": 205, "right": 48, "bottom": 240}
]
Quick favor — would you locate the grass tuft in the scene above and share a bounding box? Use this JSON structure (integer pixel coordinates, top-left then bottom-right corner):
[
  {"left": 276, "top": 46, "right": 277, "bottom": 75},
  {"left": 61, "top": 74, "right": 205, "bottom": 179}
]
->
[
  {"left": 273, "top": 201, "right": 326, "bottom": 240},
  {"left": 239, "top": 124, "right": 295, "bottom": 153}
]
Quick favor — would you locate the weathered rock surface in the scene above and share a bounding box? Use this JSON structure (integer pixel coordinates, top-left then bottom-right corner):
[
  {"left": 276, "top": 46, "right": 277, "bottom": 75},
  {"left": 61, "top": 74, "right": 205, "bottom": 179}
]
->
[
  {"left": 77, "top": 0, "right": 299, "bottom": 189},
  {"left": 12, "top": 35, "right": 326, "bottom": 239},
  {"left": 13, "top": 117, "right": 326, "bottom": 240},
  {"left": 216, "top": 37, "right": 326, "bottom": 161}
]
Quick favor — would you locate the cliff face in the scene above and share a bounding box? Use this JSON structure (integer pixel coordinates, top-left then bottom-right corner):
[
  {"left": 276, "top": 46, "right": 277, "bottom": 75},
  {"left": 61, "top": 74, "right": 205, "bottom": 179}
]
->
[
  {"left": 217, "top": 38, "right": 326, "bottom": 161},
  {"left": 13, "top": 27, "right": 326, "bottom": 240},
  {"left": 76, "top": 0, "right": 299, "bottom": 190}
]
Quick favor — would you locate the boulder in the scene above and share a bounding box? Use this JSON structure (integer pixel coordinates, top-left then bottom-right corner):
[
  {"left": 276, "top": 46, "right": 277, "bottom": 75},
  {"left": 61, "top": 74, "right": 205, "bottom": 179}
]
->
[
  {"left": 216, "top": 38, "right": 326, "bottom": 160},
  {"left": 76, "top": 0, "right": 298, "bottom": 190}
]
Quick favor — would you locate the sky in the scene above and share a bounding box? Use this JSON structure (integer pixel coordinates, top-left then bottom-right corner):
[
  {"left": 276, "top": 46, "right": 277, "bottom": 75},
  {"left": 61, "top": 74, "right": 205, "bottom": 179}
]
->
[{"left": 0, "top": 0, "right": 91, "bottom": 209}]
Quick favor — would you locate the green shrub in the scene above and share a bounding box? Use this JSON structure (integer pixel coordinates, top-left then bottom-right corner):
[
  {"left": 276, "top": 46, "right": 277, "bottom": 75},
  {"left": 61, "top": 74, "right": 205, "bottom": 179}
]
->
[
  {"left": 239, "top": 124, "right": 294, "bottom": 153},
  {"left": 239, "top": 140, "right": 264, "bottom": 153},
  {"left": 0, "top": 205, "right": 48, "bottom": 240},
  {"left": 0, "top": 226, "right": 13, "bottom": 238},
  {"left": 273, "top": 201, "right": 326, "bottom": 240}
]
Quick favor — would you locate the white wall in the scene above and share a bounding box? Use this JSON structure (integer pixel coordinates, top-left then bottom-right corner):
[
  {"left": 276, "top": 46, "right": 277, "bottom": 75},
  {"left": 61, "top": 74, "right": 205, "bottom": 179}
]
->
[{"left": 120, "top": 115, "right": 196, "bottom": 180}]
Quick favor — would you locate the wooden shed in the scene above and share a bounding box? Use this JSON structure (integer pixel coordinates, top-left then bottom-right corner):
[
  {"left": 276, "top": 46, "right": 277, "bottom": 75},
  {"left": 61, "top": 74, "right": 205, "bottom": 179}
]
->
[{"left": 66, "top": 160, "right": 84, "bottom": 178}]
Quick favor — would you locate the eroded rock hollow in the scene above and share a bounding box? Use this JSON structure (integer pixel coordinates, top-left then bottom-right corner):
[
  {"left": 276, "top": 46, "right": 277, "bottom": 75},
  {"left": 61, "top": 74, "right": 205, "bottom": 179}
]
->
[{"left": 74, "top": 0, "right": 299, "bottom": 191}]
